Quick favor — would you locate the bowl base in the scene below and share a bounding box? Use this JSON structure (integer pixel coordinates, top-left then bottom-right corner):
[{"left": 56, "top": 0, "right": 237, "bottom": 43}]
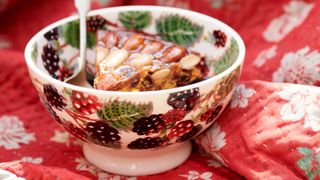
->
[{"left": 83, "top": 141, "right": 192, "bottom": 176}]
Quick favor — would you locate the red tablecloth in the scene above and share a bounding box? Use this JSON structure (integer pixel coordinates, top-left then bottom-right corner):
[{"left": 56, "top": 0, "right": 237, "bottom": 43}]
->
[{"left": 0, "top": 0, "right": 319, "bottom": 179}]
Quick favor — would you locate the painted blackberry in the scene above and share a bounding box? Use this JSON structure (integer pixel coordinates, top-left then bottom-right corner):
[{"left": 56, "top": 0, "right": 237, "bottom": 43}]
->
[
  {"left": 42, "top": 44, "right": 60, "bottom": 75},
  {"left": 86, "top": 121, "right": 120, "bottom": 144},
  {"left": 200, "top": 108, "right": 213, "bottom": 122},
  {"left": 168, "top": 120, "right": 194, "bottom": 139},
  {"left": 45, "top": 103, "right": 61, "bottom": 124},
  {"left": 162, "top": 109, "right": 187, "bottom": 126},
  {"left": 43, "top": 84, "right": 66, "bottom": 110},
  {"left": 167, "top": 88, "right": 200, "bottom": 111},
  {"left": 127, "top": 137, "right": 163, "bottom": 149},
  {"left": 65, "top": 122, "right": 87, "bottom": 141},
  {"left": 213, "top": 30, "right": 227, "bottom": 47},
  {"left": 177, "top": 125, "right": 202, "bottom": 142},
  {"left": 87, "top": 15, "right": 106, "bottom": 32},
  {"left": 71, "top": 91, "right": 102, "bottom": 115},
  {"left": 132, "top": 114, "right": 165, "bottom": 135},
  {"left": 57, "top": 67, "right": 73, "bottom": 81},
  {"left": 201, "top": 104, "right": 223, "bottom": 124},
  {"left": 44, "top": 27, "right": 59, "bottom": 41}
]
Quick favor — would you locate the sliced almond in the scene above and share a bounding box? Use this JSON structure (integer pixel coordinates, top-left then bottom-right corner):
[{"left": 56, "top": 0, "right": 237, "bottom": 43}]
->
[
  {"left": 102, "top": 31, "right": 119, "bottom": 49},
  {"left": 94, "top": 72, "right": 120, "bottom": 90},
  {"left": 141, "top": 41, "right": 164, "bottom": 54},
  {"left": 96, "top": 47, "right": 109, "bottom": 64},
  {"left": 102, "top": 49, "right": 129, "bottom": 69},
  {"left": 129, "top": 53, "right": 153, "bottom": 68},
  {"left": 179, "top": 54, "right": 201, "bottom": 70},
  {"left": 122, "top": 34, "right": 144, "bottom": 50},
  {"left": 151, "top": 68, "right": 171, "bottom": 81},
  {"left": 160, "top": 45, "right": 187, "bottom": 63}
]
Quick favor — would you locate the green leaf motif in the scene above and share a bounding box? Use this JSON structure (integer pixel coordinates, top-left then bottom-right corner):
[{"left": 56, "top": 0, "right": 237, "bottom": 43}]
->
[
  {"left": 156, "top": 14, "right": 203, "bottom": 46},
  {"left": 296, "top": 147, "right": 320, "bottom": 180},
  {"left": 97, "top": 100, "right": 153, "bottom": 130},
  {"left": 297, "top": 157, "right": 316, "bottom": 180},
  {"left": 119, "top": 11, "right": 151, "bottom": 30},
  {"left": 214, "top": 38, "right": 239, "bottom": 74},
  {"left": 62, "top": 21, "right": 96, "bottom": 49},
  {"left": 31, "top": 43, "right": 38, "bottom": 62},
  {"left": 298, "top": 147, "right": 315, "bottom": 156}
]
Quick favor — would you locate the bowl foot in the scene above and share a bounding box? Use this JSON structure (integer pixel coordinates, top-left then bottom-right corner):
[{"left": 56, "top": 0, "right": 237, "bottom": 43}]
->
[{"left": 83, "top": 141, "right": 192, "bottom": 176}]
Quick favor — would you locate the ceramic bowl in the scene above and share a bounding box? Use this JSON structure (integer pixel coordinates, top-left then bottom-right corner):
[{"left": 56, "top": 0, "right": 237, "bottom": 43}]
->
[{"left": 24, "top": 6, "right": 245, "bottom": 176}]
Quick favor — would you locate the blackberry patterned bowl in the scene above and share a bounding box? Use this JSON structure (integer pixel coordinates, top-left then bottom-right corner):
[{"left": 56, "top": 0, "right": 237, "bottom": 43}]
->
[{"left": 24, "top": 6, "right": 245, "bottom": 176}]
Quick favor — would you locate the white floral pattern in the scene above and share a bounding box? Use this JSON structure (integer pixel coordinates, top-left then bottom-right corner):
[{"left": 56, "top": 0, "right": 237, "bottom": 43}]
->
[
  {"left": 230, "top": 84, "right": 256, "bottom": 109},
  {"left": 253, "top": 46, "right": 277, "bottom": 67},
  {"left": 0, "top": 115, "right": 35, "bottom": 150},
  {"left": 278, "top": 86, "right": 320, "bottom": 131},
  {"left": 0, "top": 169, "right": 25, "bottom": 180},
  {"left": 15, "top": 156, "right": 43, "bottom": 164},
  {"left": 273, "top": 46, "right": 320, "bottom": 85},
  {"left": 75, "top": 157, "right": 100, "bottom": 174},
  {"left": 263, "top": 1, "right": 313, "bottom": 42},
  {"left": 195, "top": 122, "right": 227, "bottom": 166},
  {"left": 97, "top": 172, "right": 136, "bottom": 180},
  {"left": 50, "top": 130, "right": 83, "bottom": 146},
  {"left": 50, "top": 130, "right": 69, "bottom": 143},
  {"left": 180, "top": 170, "right": 213, "bottom": 180}
]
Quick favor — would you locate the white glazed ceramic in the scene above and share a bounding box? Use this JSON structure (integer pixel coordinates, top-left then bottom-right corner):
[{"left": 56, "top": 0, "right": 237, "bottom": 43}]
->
[{"left": 24, "top": 6, "right": 245, "bottom": 176}]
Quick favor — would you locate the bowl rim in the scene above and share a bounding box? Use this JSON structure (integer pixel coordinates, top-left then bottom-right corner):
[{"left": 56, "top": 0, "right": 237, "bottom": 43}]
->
[{"left": 24, "top": 5, "right": 245, "bottom": 96}]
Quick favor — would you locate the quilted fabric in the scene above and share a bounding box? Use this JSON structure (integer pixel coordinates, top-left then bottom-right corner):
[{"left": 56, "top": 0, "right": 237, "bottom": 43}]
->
[{"left": 0, "top": 0, "right": 319, "bottom": 179}]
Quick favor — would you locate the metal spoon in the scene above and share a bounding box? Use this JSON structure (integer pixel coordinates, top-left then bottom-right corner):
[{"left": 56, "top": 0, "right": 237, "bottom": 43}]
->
[{"left": 65, "top": 0, "right": 91, "bottom": 87}]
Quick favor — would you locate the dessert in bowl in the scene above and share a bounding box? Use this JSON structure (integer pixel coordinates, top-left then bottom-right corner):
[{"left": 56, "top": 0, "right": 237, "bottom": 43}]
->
[{"left": 24, "top": 6, "right": 245, "bottom": 176}]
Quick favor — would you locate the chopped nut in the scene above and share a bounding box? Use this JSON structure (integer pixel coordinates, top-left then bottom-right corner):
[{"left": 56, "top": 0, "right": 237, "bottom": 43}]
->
[
  {"left": 141, "top": 41, "right": 164, "bottom": 54},
  {"left": 94, "top": 72, "right": 120, "bottom": 90},
  {"left": 151, "top": 69, "right": 171, "bottom": 81},
  {"left": 129, "top": 53, "right": 153, "bottom": 68},
  {"left": 94, "top": 30, "right": 208, "bottom": 92},
  {"left": 114, "top": 65, "right": 137, "bottom": 80},
  {"left": 160, "top": 45, "right": 187, "bottom": 63},
  {"left": 179, "top": 54, "right": 201, "bottom": 70},
  {"left": 96, "top": 47, "right": 109, "bottom": 64},
  {"left": 102, "top": 49, "right": 129, "bottom": 69},
  {"left": 102, "top": 31, "right": 119, "bottom": 49},
  {"left": 122, "top": 34, "right": 144, "bottom": 50}
]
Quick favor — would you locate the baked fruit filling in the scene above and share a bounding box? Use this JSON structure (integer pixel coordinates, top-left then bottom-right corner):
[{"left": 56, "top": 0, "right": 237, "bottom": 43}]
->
[{"left": 94, "top": 30, "right": 208, "bottom": 91}]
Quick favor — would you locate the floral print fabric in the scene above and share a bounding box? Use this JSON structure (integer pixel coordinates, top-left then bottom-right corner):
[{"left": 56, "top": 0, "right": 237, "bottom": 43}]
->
[
  {"left": 196, "top": 81, "right": 320, "bottom": 179},
  {"left": 0, "top": 116, "right": 35, "bottom": 150}
]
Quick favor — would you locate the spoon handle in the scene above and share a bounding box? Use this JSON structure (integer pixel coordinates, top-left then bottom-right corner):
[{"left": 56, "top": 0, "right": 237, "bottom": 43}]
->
[{"left": 74, "top": 0, "right": 91, "bottom": 72}]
